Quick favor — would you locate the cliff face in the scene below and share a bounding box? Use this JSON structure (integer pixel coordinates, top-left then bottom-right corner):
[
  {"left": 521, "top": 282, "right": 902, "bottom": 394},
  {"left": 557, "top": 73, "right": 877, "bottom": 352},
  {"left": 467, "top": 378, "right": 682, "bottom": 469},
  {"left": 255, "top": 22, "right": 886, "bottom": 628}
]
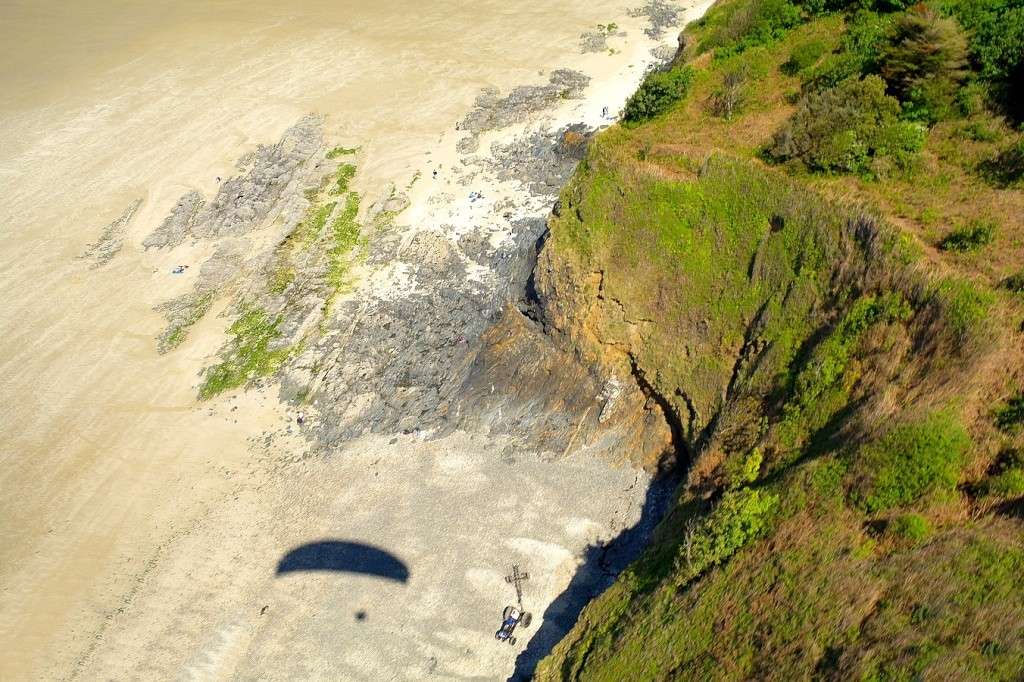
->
[{"left": 526, "top": 0, "right": 1024, "bottom": 676}]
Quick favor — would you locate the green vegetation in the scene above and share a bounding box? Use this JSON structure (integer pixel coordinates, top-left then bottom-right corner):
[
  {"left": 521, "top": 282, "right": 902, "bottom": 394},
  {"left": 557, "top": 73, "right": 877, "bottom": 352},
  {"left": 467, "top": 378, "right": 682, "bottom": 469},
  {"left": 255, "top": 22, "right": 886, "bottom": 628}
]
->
[
  {"left": 781, "top": 36, "right": 828, "bottom": 73},
  {"left": 929, "top": 277, "right": 995, "bottom": 345},
  {"left": 986, "top": 468, "right": 1024, "bottom": 496},
  {"left": 199, "top": 306, "right": 291, "bottom": 400},
  {"left": 675, "top": 487, "right": 779, "bottom": 586},
  {"left": 769, "top": 75, "right": 925, "bottom": 175},
  {"left": 622, "top": 66, "right": 694, "bottom": 123},
  {"left": 157, "top": 292, "right": 215, "bottom": 354},
  {"left": 326, "top": 145, "right": 359, "bottom": 159},
  {"left": 851, "top": 411, "right": 970, "bottom": 513},
  {"left": 696, "top": 0, "right": 802, "bottom": 57},
  {"left": 332, "top": 163, "right": 357, "bottom": 195},
  {"left": 879, "top": 4, "right": 968, "bottom": 121},
  {"left": 531, "top": 0, "right": 1024, "bottom": 675},
  {"left": 887, "top": 512, "right": 933, "bottom": 541},
  {"left": 939, "top": 219, "right": 997, "bottom": 252},
  {"left": 777, "top": 293, "right": 912, "bottom": 455},
  {"left": 324, "top": 192, "right": 364, "bottom": 313},
  {"left": 994, "top": 393, "right": 1024, "bottom": 432},
  {"left": 200, "top": 147, "right": 367, "bottom": 399}
]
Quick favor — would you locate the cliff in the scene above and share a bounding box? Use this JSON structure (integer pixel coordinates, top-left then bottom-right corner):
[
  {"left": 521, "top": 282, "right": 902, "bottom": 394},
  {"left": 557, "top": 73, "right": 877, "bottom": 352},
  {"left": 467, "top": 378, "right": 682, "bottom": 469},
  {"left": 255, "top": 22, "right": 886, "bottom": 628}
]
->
[{"left": 525, "top": 0, "right": 1024, "bottom": 677}]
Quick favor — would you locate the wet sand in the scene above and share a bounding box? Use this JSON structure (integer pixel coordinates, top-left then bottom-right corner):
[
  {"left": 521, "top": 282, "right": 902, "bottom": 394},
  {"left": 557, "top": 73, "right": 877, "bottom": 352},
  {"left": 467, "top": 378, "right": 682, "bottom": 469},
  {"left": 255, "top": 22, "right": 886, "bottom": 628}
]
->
[{"left": 0, "top": 1, "right": 707, "bottom": 678}]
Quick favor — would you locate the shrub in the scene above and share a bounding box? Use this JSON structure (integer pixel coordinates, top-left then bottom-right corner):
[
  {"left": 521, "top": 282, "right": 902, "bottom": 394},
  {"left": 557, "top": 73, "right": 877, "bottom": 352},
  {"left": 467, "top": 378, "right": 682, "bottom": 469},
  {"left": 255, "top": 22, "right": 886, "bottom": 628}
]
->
[
  {"left": 782, "top": 38, "right": 829, "bottom": 75},
  {"left": 994, "top": 393, "right": 1024, "bottom": 433},
  {"left": 950, "top": 0, "right": 1024, "bottom": 120},
  {"left": 887, "top": 513, "right": 932, "bottom": 541},
  {"left": 930, "top": 277, "right": 995, "bottom": 345},
  {"left": 709, "top": 66, "right": 750, "bottom": 119},
  {"left": 852, "top": 411, "right": 971, "bottom": 513},
  {"left": 802, "top": 11, "right": 891, "bottom": 92},
  {"left": 1002, "top": 271, "right": 1024, "bottom": 293},
  {"left": 979, "top": 139, "right": 1024, "bottom": 188},
  {"left": 699, "top": 0, "right": 803, "bottom": 56},
  {"left": 675, "top": 487, "right": 779, "bottom": 586},
  {"left": 623, "top": 66, "right": 695, "bottom": 123},
  {"left": 770, "top": 75, "right": 924, "bottom": 174},
  {"left": 986, "top": 469, "right": 1024, "bottom": 497},
  {"left": 878, "top": 4, "right": 968, "bottom": 121},
  {"left": 939, "top": 219, "right": 997, "bottom": 252}
]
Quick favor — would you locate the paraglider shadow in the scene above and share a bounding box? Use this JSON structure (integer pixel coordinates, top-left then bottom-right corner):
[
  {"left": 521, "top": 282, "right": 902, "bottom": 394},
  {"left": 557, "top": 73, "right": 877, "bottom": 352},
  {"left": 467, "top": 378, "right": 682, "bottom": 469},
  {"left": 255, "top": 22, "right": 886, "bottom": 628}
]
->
[{"left": 276, "top": 540, "right": 410, "bottom": 583}]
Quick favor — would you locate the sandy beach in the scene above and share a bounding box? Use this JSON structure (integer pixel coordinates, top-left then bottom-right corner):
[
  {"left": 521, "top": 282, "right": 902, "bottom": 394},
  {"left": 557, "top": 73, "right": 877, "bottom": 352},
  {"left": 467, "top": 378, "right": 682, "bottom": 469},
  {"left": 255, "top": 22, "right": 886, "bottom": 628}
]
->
[{"left": 0, "top": 1, "right": 712, "bottom": 678}]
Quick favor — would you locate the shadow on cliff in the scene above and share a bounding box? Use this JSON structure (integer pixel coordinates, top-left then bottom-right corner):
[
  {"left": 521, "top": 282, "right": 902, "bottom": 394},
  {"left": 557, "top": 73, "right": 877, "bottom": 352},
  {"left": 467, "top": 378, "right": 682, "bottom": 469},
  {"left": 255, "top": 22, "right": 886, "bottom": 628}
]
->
[{"left": 508, "top": 467, "right": 681, "bottom": 681}]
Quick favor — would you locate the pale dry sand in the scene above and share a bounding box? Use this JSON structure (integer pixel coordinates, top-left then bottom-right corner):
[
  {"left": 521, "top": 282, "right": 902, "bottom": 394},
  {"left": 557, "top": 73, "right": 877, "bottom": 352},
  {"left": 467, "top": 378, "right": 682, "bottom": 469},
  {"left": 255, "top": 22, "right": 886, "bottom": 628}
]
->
[{"left": 0, "top": 1, "right": 709, "bottom": 679}]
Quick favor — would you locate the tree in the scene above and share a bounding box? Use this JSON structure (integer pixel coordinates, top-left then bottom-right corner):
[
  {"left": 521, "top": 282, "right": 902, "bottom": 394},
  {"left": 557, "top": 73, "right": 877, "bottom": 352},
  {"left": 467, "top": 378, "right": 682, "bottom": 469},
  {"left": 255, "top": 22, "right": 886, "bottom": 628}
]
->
[
  {"left": 879, "top": 3, "right": 968, "bottom": 120},
  {"left": 769, "top": 75, "right": 925, "bottom": 175}
]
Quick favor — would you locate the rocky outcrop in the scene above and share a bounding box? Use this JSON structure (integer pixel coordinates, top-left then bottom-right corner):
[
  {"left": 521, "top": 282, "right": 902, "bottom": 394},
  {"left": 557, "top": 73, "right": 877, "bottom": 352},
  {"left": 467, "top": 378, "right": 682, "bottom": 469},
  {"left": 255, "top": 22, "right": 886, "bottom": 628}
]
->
[{"left": 80, "top": 199, "right": 141, "bottom": 268}]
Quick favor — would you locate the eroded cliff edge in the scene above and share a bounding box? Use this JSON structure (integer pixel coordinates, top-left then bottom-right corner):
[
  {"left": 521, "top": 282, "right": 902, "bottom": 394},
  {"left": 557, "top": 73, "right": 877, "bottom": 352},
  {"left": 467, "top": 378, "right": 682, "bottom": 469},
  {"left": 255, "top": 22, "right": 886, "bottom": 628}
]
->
[{"left": 507, "top": 0, "right": 1024, "bottom": 675}]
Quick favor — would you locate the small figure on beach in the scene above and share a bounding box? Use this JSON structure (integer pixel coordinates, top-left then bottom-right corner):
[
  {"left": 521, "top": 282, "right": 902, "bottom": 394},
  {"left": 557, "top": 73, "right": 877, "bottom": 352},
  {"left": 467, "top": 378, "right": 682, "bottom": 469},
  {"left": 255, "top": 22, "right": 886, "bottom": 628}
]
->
[
  {"left": 172, "top": 265, "right": 187, "bottom": 274},
  {"left": 602, "top": 106, "right": 609, "bottom": 118}
]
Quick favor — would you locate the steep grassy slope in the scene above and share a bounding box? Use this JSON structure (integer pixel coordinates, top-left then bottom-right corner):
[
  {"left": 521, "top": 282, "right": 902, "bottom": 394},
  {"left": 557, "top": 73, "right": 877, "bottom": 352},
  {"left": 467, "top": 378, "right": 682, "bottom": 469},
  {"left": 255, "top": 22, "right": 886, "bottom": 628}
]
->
[{"left": 534, "top": 0, "right": 1024, "bottom": 678}]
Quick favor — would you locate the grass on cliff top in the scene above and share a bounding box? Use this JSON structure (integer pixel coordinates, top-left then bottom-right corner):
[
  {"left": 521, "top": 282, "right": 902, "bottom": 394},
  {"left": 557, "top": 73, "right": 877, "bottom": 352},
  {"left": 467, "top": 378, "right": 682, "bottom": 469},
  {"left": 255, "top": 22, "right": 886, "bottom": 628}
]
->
[{"left": 534, "top": 0, "right": 1023, "bottom": 675}]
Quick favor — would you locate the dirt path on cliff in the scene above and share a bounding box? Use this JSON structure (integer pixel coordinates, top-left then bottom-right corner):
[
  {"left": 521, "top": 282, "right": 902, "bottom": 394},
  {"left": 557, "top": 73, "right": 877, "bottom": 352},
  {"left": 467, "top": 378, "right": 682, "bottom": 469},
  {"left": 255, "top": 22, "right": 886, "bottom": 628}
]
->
[{"left": 0, "top": 1, "right": 708, "bottom": 679}]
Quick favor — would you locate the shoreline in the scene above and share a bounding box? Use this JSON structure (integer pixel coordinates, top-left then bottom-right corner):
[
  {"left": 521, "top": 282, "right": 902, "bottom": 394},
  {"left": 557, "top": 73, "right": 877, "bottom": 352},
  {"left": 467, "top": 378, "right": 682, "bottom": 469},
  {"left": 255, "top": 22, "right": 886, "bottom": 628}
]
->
[{"left": 0, "top": 1, "right": 717, "bottom": 679}]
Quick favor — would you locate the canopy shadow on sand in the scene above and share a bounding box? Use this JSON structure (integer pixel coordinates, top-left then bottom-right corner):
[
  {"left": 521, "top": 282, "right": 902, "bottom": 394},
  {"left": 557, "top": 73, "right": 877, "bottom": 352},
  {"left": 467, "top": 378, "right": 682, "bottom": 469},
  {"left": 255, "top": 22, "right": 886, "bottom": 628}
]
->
[{"left": 276, "top": 540, "right": 410, "bottom": 583}]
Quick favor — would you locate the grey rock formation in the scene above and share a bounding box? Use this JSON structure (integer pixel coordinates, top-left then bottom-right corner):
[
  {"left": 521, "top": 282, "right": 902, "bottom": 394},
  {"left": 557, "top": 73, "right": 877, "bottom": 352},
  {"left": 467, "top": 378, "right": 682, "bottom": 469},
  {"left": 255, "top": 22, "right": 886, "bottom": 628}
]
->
[
  {"left": 80, "top": 199, "right": 141, "bottom": 268},
  {"left": 457, "top": 70, "right": 590, "bottom": 153},
  {"left": 629, "top": 0, "right": 682, "bottom": 39},
  {"left": 579, "top": 30, "right": 609, "bottom": 53},
  {"left": 191, "top": 115, "right": 323, "bottom": 239},
  {"left": 142, "top": 191, "right": 203, "bottom": 250},
  {"left": 487, "top": 123, "right": 593, "bottom": 197}
]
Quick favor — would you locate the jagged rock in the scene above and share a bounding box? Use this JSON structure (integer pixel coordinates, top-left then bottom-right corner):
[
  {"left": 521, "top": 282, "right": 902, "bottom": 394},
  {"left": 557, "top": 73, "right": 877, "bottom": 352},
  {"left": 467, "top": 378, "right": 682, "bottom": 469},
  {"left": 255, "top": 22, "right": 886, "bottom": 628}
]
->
[
  {"left": 488, "top": 124, "right": 593, "bottom": 197},
  {"left": 628, "top": 0, "right": 682, "bottom": 39},
  {"left": 142, "top": 191, "right": 203, "bottom": 249},
  {"left": 191, "top": 115, "right": 323, "bottom": 239},
  {"left": 579, "top": 30, "right": 609, "bottom": 53},
  {"left": 80, "top": 199, "right": 141, "bottom": 267},
  {"left": 457, "top": 70, "right": 591, "bottom": 152}
]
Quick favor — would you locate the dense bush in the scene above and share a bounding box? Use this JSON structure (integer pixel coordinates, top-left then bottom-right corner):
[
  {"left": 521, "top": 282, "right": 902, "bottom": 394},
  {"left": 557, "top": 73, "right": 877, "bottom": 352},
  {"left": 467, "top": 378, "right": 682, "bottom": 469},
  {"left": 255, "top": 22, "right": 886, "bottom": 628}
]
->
[
  {"left": 852, "top": 411, "right": 970, "bottom": 513},
  {"left": 879, "top": 4, "right": 968, "bottom": 121},
  {"left": 674, "top": 487, "right": 778, "bottom": 586},
  {"left": 979, "top": 139, "right": 1024, "bottom": 187},
  {"left": 995, "top": 393, "right": 1024, "bottom": 432},
  {"left": 623, "top": 66, "right": 695, "bottom": 123},
  {"left": 708, "top": 65, "right": 751, "bottom": 118},
  {"left": 698, "top": 0, "right": 803, "bottom": 56},
  {"left": 887, "top": 513, "right": 932, "bottom": 541},
  {"left": 802, "top": 10, "right": 891, "bottom": 91},
  {"left": 949, "top": 0, "right": 1024, "bottom": 119},
  {"left": 939, "top": 219, "right": 997, "bottom": 252},
  {"left": 782, "top": 37, "right": 829, "bottom": 74},
  {"left": 770, "top": 75, "right": 924, "bottom": 174},
  {"left": 1003, "top": 271, "right": 1024, "bottom": 293}
]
